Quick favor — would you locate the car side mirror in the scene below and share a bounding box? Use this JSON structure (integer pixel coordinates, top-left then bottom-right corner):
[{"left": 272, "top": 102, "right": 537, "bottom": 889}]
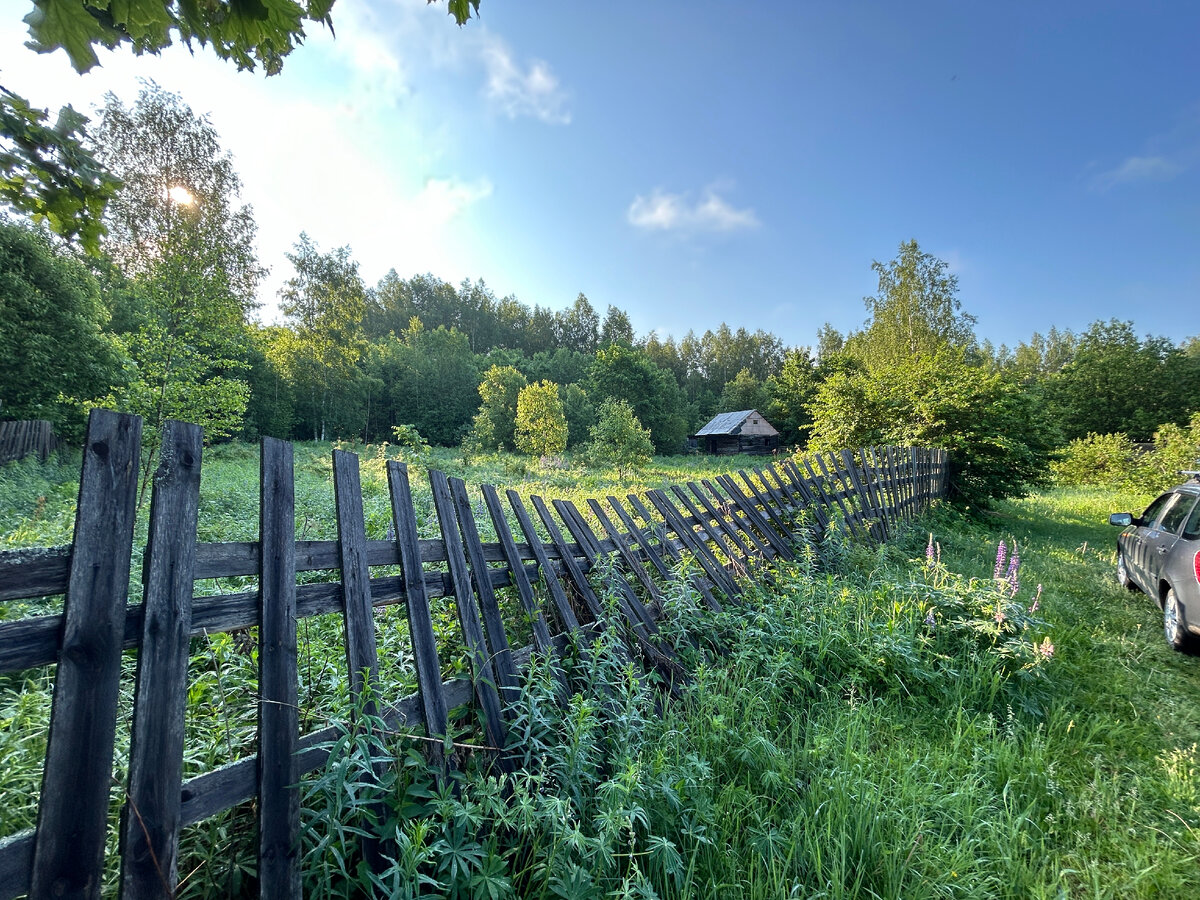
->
[{"left": 1109, "top": 513, "right": 1133, "bottom": 527}]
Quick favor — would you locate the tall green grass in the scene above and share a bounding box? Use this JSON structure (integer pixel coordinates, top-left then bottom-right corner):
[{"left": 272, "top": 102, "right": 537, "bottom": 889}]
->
[{"left": 3, "top": 439, "right": 1198, "bottom": 898}]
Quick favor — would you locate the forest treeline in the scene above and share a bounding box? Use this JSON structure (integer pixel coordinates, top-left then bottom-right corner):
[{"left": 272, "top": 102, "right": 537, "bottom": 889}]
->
[{"left": 2, "top": 85, "right": 1199, "bottom": 507}]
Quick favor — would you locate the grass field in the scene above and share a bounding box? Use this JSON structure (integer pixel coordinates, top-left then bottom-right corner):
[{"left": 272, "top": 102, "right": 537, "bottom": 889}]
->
[{"left": 1, "top": 443, "right": 1198, "bottom": 898}]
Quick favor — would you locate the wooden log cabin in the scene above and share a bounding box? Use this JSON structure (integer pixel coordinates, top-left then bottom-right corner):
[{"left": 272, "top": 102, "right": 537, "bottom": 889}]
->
[{"left": 691, "top": 409, "right": 781, "bottom": 455}]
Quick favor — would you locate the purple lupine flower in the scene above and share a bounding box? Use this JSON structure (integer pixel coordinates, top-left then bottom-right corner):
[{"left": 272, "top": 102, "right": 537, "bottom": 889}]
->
[
  {"left": 924, "top": 608, "right": 936, "bottom": 627},
  {"left": 1006, "top": 549, "right": 1020, "bottom": 595},
  {"left": 1029, "top": 584, "right": 1042, "bottom": 614},
  {"left": 993, "top": 541, "right": 1007, "bottom": 580}
]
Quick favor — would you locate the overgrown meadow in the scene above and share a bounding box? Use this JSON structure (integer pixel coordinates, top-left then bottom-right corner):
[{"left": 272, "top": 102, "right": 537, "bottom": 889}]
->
[{"left": 1, "top": 445, "right": 1198, "bottom": 898}]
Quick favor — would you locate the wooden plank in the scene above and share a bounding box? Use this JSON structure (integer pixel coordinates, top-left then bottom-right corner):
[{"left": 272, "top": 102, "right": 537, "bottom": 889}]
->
[
  {"left": 670, "top": 485, "right": 746, "bottom": 572},
  {"left": 449, "top": 477, "right": 519, "bottom": 701},
  {"left": 863, "top": 447, "right": 891, "bottom": 537},
  {"left": 332, "top": 451, "right": 382, "bottom": 718},
  {"left": 838, "top": 449, "right": 879, "bottom": 541},
  {"left": 606, "top": 497, "right": 671, "bottom": 580},
  {"left": 685, "top": 483, "right": 754, "bottom": 563},
  {"left": 429, "top": 471, "right": 509, "bottom": 758},
  {"left": 814, "top": 453, "right": 863, "bottom": 539},
  {"left": 699, "top": 479, "right": 772, "bottom": 560},
  {"left": 626, "top": 493, "right": 720, "bottom": 611},
  {"left": 481, "top": 485, "right": 553, "bottom": 652},
  {"left": 586, "top": 498, "right": 662, "bottom": 602},
  {"left": 570, "top": 499, "right": 665, "bottom": 637},
  {"left": 385, "top": 462, "right": 447, "bottom": 771},
  {"left": 256, "top": 438, "right": 300, "bottom": 900},
  {"left": 645, "top": 489, "right": 737, "bottom": 601},
  {"left": 0, "top": 547, "right": 70, "bottom": 602},
  {"left": 506, "top": 491, "right": 581, "bottom": 634},
  {"left": 884, "top": 446, "right": 904, "bottom": 521},
  {"left": 530, "top": 495, "right": 605, "bottom": 622},
  {"left": 31, "top": 410, "right": 142, "bottom": 900},
  {"left": 782, "top": 459, "right": 828, "bottom": 531},
  {"left": 554, "top": 501, "right": 688, "bottom": 690},
  {"left": 0, "top": 831, "right": 33, "bottom": 900},
  {"left": 120, "top": 422, "right": 203, "bottom": 900},
  {"left": 554, "top": 499, "right": 653, "bottom": 632},
  {"left": 867, "top": 447, "right": 895, "bottom": 531},
  {"left": 717, "top": 474, "right": 794, "bottom": 561},
  {"left": 762, "top": 464, "right": 798, "bottom": 512},
  {"left": 737, "top": 470, "right": 791, "bottom": 542},
  {"left": 0, "top": 550, "right": 553, "bottom": 676}
]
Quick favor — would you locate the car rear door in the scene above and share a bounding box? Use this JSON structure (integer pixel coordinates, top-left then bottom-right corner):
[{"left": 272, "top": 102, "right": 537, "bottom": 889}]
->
[
  {"left": 1143, "top": 493, "right": 1197, "bottom": 592},
  {"left": 1130, "top": 492, "right": 1177, "bottom": 590},
  {"left": 1166, "top": 500, "right": 1200, "bottom": 626}
]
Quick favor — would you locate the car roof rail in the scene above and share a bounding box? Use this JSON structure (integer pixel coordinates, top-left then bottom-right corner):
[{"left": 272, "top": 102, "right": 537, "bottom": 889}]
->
[{"left": 1182, "top": 469, "right": 1200, "bottom": 483}]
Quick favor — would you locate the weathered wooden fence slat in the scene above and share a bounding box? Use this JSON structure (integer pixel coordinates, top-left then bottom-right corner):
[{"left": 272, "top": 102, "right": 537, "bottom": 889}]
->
[
  {"left": 429, "top": 471, "right": 511, "bottom": 763},
  {"left": 257, "top": 437, "right": 301, "bottom": 900},
  {"left": 449, "top": 476, "right": 520, "bottom": 701},
  {"left": 481, "top": 484, "right": 554, "bottom": 653},
  {"left": 0, "top": 418, "right": 951, "bottom": 900},
  {"left": 386, "top": 461, "right": 448, "bottom": 771},
  {"left": 120, "top": 421, "right": 203, "bottom": 900},
  {"left": 646, "top": 489, "right": 738, "bottom": 600},
  {"left": 506, "top": 490, "right": 583, "bottom": 635},
  {"left": 31, "top": 410, "right": 142, "bottom": 900}
]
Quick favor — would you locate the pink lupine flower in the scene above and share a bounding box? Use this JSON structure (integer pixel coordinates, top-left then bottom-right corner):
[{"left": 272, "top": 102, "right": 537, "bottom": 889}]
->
[
  {"left": 1029, "top": 584, "right": 1042, "bottom": 614},
  {"left": 994, "top": 541, "right": 1007, "bottom": 580}
]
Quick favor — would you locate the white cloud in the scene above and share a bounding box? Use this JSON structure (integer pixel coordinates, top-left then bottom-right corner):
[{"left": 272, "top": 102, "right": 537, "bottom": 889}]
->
[
  {"left": 481, "top": 39, "right": 570, "bottom": 124},
  {"left": 628, "top": 186, "right": 759, "bottom": 233},
  {"left": 413, "top": 177, "right": 494, "bottom": 225},
  {"left": 1093, "top": 155, "right": 1183, "bottom": 190}
]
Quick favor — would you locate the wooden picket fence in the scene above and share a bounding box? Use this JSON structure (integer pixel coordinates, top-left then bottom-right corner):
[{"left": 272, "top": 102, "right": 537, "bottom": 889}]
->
[
  {"left": 0, "top": 421, "right": 55, "bottom": 466},
  {"left": 0, "top": 410, "right": 948, "bottom": 900}
]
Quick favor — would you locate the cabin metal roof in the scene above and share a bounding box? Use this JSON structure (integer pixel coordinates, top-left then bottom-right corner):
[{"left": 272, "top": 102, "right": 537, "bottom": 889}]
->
[{"left": 694, "top": 409, "right": 779, "bottom": 437}]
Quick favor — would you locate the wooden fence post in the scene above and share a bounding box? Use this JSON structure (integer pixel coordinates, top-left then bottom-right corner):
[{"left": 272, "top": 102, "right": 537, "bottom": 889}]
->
[
  {"left": 120, "top": 421, "right": 203, "bottom": 900},
  {"left": 258, "top": 437, "right": 300, "bottom": 900},
  {"left": 30, "top": 410, "right": 142, "bottom": 900}
]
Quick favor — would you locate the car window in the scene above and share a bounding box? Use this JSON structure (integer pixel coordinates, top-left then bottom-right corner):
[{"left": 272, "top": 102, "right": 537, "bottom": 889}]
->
[
  {"left": 1182, "top": 499, "right": 1200, "bottom": 541},
  {"left": 1141, "top": 493, "right": 1176, "bottom": 527},
  {"left": 1159, "top": 495, "right": 1196, "bottom": 535}
]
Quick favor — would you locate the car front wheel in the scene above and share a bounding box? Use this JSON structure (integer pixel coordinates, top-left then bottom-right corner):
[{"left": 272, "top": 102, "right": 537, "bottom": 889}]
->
[
  {"left": 1117, "top": 551, "right": 1137, "bottom": 591},
  {"left": 1164, "top": 587, "right": 1190, "bottom": 652}
]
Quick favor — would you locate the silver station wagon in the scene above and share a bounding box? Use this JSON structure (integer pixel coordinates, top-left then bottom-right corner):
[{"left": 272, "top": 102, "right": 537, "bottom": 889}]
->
[{"left": 1110, "top": 474, "right": 1200, "bottom": 651}]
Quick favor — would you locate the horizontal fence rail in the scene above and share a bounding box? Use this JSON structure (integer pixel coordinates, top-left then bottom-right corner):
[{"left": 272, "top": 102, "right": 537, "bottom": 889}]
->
[{"left": 0, "top": 410, "right": 949, "bottom": 900}]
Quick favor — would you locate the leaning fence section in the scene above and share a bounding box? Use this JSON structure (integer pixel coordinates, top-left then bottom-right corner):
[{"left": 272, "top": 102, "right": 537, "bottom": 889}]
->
[
  {"left": 0, "top": 421, "right": 55, "bottom": 466},
  {"left": 0, "top": 410, "right": 949, "bottom": 900}
]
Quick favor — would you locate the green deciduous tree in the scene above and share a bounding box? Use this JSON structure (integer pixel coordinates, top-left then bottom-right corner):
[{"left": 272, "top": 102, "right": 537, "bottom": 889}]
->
[
  {"left": 1, "top": 85, "right": 118, "bottom": 253},
  {"left": 808, "top": 349, "right": 1054, "bottom": 508},
  {"left": 276, "top": 234, "right": 367, "bottom": 440},
  {"left": 555, "top": 293, "right": 600, "bottom": 355},
  {"left": 846, "top": 239, "right": 976, "bottom": 368},
  {"left": 0, "top": 220, "right": 122, "bottom": 435},
  {"left": 91, "top": 86, "right": 259, "bottom": 497},
  {"left": 366, "top": 318, "right": 479, "bottom": 445},
  {"left": 587, "top": 398, "right": 653, "bottom": 478},
  {"left": 1045, "top": 319, "right": 1200, "bottom": 442},
  {"left": 468, "top": 364, "right": 527, "bottom": 452},
  {"left": 515, "top": 380, "right": 568, "bottom": 458},
  {"left": 718, "top": 368, "right": 769, "bottom": 415},
  {"left": 590, "top": 343, "right": 688, "bottom": 454}
]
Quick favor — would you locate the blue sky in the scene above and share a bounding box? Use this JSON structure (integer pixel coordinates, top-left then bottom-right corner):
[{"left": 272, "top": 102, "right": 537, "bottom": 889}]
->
[{"left": 3, "top": 1, "right": 1198, "bottom": 350}]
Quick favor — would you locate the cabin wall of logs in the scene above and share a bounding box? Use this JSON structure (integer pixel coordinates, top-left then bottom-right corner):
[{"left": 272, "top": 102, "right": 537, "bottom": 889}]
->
[{"left": 0, "top": 409, "right": 949, "bottom": 900}]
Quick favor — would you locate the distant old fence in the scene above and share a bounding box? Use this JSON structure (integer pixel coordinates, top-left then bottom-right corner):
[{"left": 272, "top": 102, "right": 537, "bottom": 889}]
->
[
  {"left": 0, "top": 421, "right": 55, "bottom": 466},
  {"left": 0, "top": 410, "right": 948, "bottom": 900}
]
